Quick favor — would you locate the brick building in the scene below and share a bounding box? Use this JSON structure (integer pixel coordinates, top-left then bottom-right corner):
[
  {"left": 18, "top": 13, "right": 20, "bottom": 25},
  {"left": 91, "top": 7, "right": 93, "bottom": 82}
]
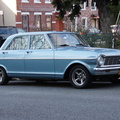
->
[
  {"left": 0, "top": 0, "right": 99, "bottom": 32},
  {"left": 16, "top": 0, "right": 55, "bottom": 31},
  {"left": 77, "top": 0, "right": 99, "bottom": 31}
]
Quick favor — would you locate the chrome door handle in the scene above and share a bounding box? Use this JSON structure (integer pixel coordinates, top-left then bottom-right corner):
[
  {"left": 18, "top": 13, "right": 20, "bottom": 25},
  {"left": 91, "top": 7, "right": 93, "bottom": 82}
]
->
[
  {"left": 2, "top": 52, "right": 8, "bottom": 54},
  {"left": 26, "top": 51, "right": 32, "bottom": 54}
]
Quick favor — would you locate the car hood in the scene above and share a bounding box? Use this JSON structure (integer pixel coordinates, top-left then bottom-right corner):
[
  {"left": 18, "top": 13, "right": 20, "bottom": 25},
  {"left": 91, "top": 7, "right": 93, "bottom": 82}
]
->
[
  {"left": 56, "top": 46, "right": 120, "bottom": 59},
  {"left": 79, "top": 47, "right": 120, "bottom": 55}
]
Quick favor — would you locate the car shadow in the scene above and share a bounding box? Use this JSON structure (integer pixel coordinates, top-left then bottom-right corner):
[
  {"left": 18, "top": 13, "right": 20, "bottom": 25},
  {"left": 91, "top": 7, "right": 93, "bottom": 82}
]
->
[
  {"left": 7, "top": 79, "right": 120, "bottom": 89},
  {"left": 8, "top": 80, "right": 72, "bottom": 88}
]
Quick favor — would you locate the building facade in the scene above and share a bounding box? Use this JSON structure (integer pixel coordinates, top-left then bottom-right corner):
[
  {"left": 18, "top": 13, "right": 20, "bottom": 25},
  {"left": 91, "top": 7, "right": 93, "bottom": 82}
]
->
[
  {"left": 16, "top": 0, "right": 55, "bottom": 31},
  {"left": 0, "top": 0, "right": 99, "bottom": 32},
  {"left": 77, "top": 0, "right": 99, "bottom": 31},
  {"left": 0, "top": 0, "right": 17, "bottom": 26}
]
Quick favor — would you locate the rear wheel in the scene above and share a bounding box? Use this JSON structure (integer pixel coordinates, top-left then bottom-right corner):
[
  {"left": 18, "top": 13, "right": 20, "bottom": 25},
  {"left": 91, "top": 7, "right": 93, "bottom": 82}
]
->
[
  {"left": 69, "top": 65, "right": 92, "bottom": 88},
  {"left": 0, "top": 68, "right": 9, "bottom": 85}
]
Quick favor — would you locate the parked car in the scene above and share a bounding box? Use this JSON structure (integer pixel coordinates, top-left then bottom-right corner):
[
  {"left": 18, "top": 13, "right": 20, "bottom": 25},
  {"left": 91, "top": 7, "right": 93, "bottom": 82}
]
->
[
  {"left": 0, "top": 31, "right": 120, "bottom": 88},
  {"left": 87, "top": 27, "right": 101, "bottom": 34},
  {"left": 110, "top": 25, "right": 120, "bottom": 35},
  {"left": 0, "top": 26, "right": 25, "bottom": 46}
]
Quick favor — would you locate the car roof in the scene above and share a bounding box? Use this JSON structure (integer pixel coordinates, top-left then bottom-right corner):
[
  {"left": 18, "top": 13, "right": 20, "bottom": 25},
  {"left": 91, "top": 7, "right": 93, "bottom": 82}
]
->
[
  {"left": 9, "top": 31, "right": 76, "bottom": 36},
  {"left": 19, "top": 31, "right": 75, "bottom": 34},
  {"left": 0, "top": 26, "right": 17, "bottom": 28}
]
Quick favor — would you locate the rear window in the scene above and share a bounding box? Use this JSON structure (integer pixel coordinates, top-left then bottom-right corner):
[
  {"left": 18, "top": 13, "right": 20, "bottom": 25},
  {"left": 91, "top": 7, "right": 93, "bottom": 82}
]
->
[
  {"left": 0, "top": 27, "right": 17, "bottom": 35},
  {"left": 0, "top": 28, "right": 8, "bottom": 35}
]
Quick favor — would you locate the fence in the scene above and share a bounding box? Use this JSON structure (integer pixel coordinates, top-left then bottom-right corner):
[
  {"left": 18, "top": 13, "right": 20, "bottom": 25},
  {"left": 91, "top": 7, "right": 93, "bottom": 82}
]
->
[{"left": 81, "top": 33, "right": 120, "bottom": 49}]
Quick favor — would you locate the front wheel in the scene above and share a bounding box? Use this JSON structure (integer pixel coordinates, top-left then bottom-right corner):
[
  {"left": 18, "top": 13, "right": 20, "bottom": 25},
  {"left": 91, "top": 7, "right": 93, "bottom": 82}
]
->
[
  {"left": 0, "top": 68, "right": 9, "bottom": 85},
  {"left": 69, "top": 65, "right": 92, "bottom": 88}
]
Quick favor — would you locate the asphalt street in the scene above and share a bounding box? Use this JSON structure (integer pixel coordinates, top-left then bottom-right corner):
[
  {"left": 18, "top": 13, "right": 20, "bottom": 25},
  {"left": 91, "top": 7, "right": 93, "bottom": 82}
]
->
[{"left": 0, "top": 80, "right": 120, "bottom": 120}]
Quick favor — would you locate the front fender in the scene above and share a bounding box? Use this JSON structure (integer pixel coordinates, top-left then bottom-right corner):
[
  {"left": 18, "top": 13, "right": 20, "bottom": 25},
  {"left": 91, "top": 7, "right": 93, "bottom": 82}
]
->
[{"left": 64, "top": 59, "right": 96, "bottom": 75}]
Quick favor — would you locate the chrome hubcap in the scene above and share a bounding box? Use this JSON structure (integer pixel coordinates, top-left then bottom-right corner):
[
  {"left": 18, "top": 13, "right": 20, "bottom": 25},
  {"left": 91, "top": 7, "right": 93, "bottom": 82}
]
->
[{"left": 72, "top": 68, "right": 86, "bottom": 86}]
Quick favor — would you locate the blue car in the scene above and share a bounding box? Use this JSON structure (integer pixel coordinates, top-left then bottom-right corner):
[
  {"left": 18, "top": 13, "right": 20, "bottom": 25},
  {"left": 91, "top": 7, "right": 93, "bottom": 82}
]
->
[{"left": 0, "top": 31, "right": 120, "bottom": 88}]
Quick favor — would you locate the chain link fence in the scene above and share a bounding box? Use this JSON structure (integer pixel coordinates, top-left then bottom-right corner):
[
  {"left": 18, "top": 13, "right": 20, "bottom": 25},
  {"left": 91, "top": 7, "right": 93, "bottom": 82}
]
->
[{"left": 81, "top": 33, "right": 120, "bottom": 49}]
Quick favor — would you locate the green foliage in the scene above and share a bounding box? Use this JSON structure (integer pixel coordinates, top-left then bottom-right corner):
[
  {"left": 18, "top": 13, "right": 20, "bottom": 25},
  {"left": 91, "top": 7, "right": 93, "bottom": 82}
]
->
[
  {"left": 52, "top": 0, "right": 120, "bottom": 21},
  {"left": 107, "top": 3, "right": 120, "bottom": 24},
  {"left": 51, "top": 0, "right": 86, "bottom": 20}
]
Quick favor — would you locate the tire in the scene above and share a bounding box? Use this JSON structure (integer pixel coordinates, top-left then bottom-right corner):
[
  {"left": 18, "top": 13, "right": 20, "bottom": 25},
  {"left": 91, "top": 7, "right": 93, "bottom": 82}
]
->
[
  {"left": 69, "top": 65, "right": 92, "bottom": 88},
  {"left": 0, "top": 67, "right": 9, "bottom": 85}
]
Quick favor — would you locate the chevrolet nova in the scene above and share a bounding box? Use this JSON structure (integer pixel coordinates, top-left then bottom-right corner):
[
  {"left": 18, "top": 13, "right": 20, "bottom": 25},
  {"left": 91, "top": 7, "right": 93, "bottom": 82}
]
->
[{"left": 0, "top": 31, "right": 120, "bottom": 88}]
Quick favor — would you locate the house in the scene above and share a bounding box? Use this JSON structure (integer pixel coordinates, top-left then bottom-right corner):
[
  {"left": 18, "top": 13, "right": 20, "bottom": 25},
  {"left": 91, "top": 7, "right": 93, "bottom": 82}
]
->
[{"left": 0, "top": 0, "right": 99, "bottom": 32}]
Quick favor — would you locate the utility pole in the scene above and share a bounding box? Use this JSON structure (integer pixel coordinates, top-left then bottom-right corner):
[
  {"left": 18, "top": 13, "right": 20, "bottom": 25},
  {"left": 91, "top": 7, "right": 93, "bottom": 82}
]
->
[{"left": 116, "top": 11, "right": 120, "bottom": 25}]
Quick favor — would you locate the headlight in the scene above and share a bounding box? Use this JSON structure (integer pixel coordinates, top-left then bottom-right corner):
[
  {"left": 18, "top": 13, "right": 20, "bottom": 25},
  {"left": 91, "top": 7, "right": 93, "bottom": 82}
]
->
[{"left": 97, "top": 55, "right": 105, "bottom": 66}]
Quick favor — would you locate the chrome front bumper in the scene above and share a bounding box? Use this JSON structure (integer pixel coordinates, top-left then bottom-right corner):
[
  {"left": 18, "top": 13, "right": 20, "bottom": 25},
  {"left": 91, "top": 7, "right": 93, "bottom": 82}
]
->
[
  {"left": 94, "top": 66, "right": 120, "bottom": 71},
  {"left": 94, "top": 66, "right": 120, "bottom": 75}
]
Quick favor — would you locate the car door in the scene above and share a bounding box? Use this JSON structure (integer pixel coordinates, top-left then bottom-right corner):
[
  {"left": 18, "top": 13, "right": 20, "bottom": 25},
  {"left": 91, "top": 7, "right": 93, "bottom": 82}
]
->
[
  {"left": 2, "top": 35, "right": 28, "bottom": 76},
  {"left": 24, "top": 34, "right": 54, "bottom": 79}
]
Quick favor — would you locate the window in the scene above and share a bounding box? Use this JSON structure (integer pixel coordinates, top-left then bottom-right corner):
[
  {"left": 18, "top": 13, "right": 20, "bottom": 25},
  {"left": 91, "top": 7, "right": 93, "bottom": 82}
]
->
[
  {"left": 48, "top": 33, "right": 87, "bottom": 48},
  {"left": 0, "top": 28, "right": 17, "bottom": 35},
  {"left": 30, "top": 35, "right": 50, "bottom": 49},
  {"left": 91, "top": 2, "right": 96, "bottom": 11},
  {"left": 22, "top": 15, "right": 29, "bottom": 32},
  {"left": 35, "top": 15, "right": 41, "bottom": 31},
  {"left": 7, "top": 36, "right": 28, "bottom": 50},
  {"left": 46, "top": 15, "right": 52, "bottom": 30},
  {"left": 45, "top": 0, "right": 51, "bottom": 3},
  {"left": 34, "top": 0, "right": 41, "bottom": 3},
  {"left": 21, "top": 0, "right": 29, "bottom": 3},
  {"left": 81, "top": 2, "right": 86, "bottom": 10},
  {"left": 82, "top": 17, "right": 87, "bottom": 30}
]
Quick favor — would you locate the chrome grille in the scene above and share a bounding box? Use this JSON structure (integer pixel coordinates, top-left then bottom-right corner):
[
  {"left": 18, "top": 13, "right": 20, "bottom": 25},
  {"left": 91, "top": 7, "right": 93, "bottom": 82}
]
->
[{"left": 104, "top": 56, "right": 120, "bottom": 65}]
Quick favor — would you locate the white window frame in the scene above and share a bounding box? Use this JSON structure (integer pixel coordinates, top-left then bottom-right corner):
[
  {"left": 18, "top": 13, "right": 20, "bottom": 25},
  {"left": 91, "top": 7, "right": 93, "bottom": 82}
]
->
[
  {"left": 34, "top": 12, "right": 42, "bottom": 15},
  {"left": 81, "top": 2, "right": 86, "bottom": 10},
  {"left": 34, "top": 0, "right": 41, "bottom": 3},
  {"left": 81, "top": 17, "right": 87, "bottom": 30},
  {"left": 21, "top": 0, "right": 29, "bottom": 3},
  {"left": 45, "top": 12, "right": 52, "bottom": 15},
  {"left": 45, "top": 0, "right": 51, "bottom": 4},
  {"left": 21, "top": 12, "right": 29, "bottom": 15},
  {"left": 91, "top": 2, "right": 96, "bottom": 11}
]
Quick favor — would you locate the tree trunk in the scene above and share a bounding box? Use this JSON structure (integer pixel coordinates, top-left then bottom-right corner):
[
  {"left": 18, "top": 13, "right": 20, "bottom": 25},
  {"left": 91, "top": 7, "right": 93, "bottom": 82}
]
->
[{"left": 96, "top": 0, "right": 111, "bottom": 33}]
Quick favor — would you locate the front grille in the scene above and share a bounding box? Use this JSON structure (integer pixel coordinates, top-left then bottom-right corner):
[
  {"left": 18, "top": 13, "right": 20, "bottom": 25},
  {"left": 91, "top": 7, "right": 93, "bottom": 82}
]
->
[{"left": 104, "top": 56, "right": 120, "bottom": 65}]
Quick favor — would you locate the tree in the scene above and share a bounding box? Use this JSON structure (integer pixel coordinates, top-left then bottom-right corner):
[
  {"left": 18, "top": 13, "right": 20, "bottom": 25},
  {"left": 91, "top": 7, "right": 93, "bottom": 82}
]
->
[
  {"left": 108, "top": 4, "right": 120, "bottom": 25},
  {"left": 52, "top": 0, "right": 119, "bottom": 33}
]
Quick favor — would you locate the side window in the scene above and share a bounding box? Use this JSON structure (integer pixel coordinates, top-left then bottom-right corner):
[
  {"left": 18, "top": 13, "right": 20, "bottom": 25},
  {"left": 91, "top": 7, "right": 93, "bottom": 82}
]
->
[
  {"left": 6, "top": 36, "right": 28, "bottom": 50},
  {"left": 30, "top": 34, "right": 51, "bottom": 49}
]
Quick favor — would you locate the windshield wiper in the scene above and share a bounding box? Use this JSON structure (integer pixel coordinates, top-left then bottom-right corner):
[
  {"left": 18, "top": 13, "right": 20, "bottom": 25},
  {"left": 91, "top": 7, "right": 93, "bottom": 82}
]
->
[
  {"left": 76, "top": 44, "right": 85, "bottom": 46},
  {"left": 59, "top": 44, "right": 69, "bottom": 47}
]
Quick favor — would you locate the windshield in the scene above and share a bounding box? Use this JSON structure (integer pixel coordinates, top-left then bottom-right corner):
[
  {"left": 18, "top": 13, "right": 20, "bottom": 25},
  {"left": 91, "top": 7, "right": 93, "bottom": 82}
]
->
[{"left": 48, "top": 33, "right": 89, "bottom": 48}]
